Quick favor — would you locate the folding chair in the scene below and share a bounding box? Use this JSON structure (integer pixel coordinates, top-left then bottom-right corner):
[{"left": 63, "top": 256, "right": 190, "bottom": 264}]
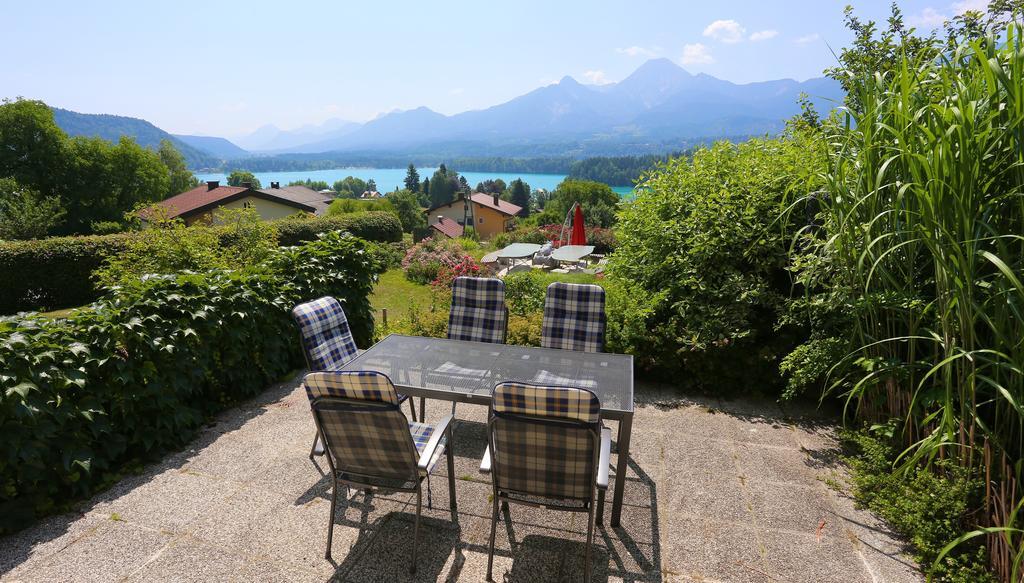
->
[
  {"left": 305, "top": 370, "right": 457, "bottom": 573},
  {"left": 479, "top": 382, "right": 611, "bottom": 582}
]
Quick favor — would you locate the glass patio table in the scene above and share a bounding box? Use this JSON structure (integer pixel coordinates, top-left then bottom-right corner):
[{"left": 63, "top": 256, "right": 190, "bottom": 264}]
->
[{"left": 340, "top": 334, "right": 635, "bottom": 527}]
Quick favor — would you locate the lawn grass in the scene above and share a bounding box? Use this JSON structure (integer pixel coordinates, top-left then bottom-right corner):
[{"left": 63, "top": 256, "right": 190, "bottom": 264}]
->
[{"left": 370, "top": 268, "right": 434, "bottom": 321}]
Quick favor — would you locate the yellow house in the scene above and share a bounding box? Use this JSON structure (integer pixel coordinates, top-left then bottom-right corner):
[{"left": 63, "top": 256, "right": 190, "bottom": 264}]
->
[
  {"left": 425, "top": 192, "right": 521, "bottom": 240},
  {"left": 155, "top": 181, "right": 325, "bottom": 225}
]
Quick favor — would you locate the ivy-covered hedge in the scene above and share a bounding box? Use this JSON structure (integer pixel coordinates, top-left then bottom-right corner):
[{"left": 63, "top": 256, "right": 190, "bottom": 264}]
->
[
  {"left": 0, "top": 211, "right": 402, "bottom": 314},
  {"left": 0, "top": 231, "right": 382, "bottom": 533}
]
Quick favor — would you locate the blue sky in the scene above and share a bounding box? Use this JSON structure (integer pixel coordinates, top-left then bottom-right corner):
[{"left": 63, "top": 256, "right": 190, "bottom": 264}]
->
[{"left": 1, "top": 0, "right": 986, "bottom": 137}]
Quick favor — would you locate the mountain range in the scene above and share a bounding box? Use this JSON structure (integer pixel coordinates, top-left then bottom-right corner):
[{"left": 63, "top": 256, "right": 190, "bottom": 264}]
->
[{"left": 51, "top": 58, "right": 843, "bottom": 168}]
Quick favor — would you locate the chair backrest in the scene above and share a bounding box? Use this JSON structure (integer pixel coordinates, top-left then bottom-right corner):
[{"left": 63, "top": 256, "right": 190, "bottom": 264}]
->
[
  {"left": 448, "top": 277, "right": 508, "bottom": 344},
  {"left": 292, "top": 297, "right": 358, "bottom": 370},
  {"left": 541, "top": 283, "right": 606, "bottom": 353},
  {"left": 488, "top": 382, "right": 601, "bottom": 500},
  {"left": 305, "top": 371, "right": 419, "bottom": 482}
]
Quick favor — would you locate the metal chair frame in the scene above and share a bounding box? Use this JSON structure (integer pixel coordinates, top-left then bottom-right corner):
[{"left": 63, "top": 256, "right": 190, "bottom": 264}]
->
[
  {"left": 310, "top": 395, "right": 456, "bottom": 573},
  {"left": 479, "top": 390, "right": 611, "bottom": 583}
]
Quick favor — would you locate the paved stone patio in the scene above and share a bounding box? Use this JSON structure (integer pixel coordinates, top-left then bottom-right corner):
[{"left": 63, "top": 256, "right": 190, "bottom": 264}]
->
[{"left": 1, "top": 375, "right": 924, "bottom": 582}]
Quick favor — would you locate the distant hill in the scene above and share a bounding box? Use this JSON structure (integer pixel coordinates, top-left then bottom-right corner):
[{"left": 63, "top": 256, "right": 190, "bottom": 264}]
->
[
  {"left": 172, "top": 134, "right": 248, "bottom": 159},
  {"left": 240, "top": 58, "right": 843, "bottom": 156},
  {"left": 234, "top": 118, "right": 361, "bottom": 152},
  {"left": 51, "top": 108, "right": 220, "bottom": 169}
]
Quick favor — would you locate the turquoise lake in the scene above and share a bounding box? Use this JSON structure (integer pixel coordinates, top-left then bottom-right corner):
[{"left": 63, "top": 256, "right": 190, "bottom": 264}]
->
[{"left": 193, "top": 168, "right": 634, "bottom": 197}]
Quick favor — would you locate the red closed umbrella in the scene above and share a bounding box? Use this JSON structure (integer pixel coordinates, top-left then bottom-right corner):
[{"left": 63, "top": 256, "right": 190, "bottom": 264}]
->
[{"left": 570, "top": 204, "right": 586, "bottom": 245}]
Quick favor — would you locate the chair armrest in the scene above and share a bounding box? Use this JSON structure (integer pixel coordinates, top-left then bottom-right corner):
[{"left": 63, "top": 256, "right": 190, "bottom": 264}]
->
[
  {"left": 596, "top": 426, "right": 612, "bottom": 490},
  {"left": 417, "top": 414, "right": 454, "bottom": 471},
  {"left": 480, "top": 446, "right": 492, "bottom": 474}
]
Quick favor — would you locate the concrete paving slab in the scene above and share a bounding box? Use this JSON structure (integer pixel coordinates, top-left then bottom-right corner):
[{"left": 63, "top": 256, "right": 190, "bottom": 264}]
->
[
  {"left": 10, "top": 520, "right": 172, "bottom": 583},
  {"left": 0, "top": 374, "right": 925, "bottom": 583}
]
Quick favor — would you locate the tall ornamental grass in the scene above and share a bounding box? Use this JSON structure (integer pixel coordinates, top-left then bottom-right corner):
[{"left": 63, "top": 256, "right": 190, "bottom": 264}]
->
[{"left": 799, "top": 25, "right": 1024, "bottom": 579}]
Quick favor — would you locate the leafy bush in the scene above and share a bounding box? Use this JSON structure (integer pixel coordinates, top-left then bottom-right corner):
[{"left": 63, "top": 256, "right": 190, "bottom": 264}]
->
[
  {"left": 0, "top": 210, "right": 401, "bottom": 315},
  {"left": 401, "top": 237, "right": 473, "bottom": 284},
  {"left": 504, "top": 271, "right": 545, "bottom": 316},
  {"left": 607, "top": 134, "right": 824, "bottom": 389},
  {"left": 507, "top": 313, "right": 541, "bottom": 346},
  {"left": 0, "top": 231, "right": 382, "bottom": 533},
  {"left": 841, "top": 429, "right": 995, "bottom": 583},
  {"left": 275, "top": 211, "right": 402, "bottom": 246},
  {"left": 96, "top": 207, "right": 278, "bottom": 290},
  {"left": 0, "top": 233, "right": 133, "bottom": 313}
]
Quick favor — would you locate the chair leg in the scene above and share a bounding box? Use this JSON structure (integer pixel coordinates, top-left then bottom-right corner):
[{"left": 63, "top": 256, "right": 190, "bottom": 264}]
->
[
  {"left": 308, "top": 432, "right": 323, "bottom": 460},
  {"left": 596, "top": 489, "right": 605, "bottom": 525},
  {"left": 446, "top": 430, "right": 458, "bottom": 520},
  {"left": 407, "top": 397, "right": 417, "bottom": 422},
  {"left": 486, "top": 494, "right": 500, "bottom": 582},
  {"left": 584, "top": 500, "right": 596, "bottom": 583},
  {"left": 419, "top": 396, "right": 427, "bottom": 422},
  {"left": 410, "top": 486, "right": 422, "bottom": 574},
  {"left": 325, "top": 476, "right": 338, "bottom": 560}
]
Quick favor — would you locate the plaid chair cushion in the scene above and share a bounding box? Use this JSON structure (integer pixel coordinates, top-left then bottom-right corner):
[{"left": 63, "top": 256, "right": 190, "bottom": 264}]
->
[
  {"left": 292, "top": 297, "right": 358, "bottom": 370},
  {"left": 541, "top": 283, "right": 606, "bottom": 353},
  {"left": 308, "top": 371, "right": 444, "bottom": 478},
  {"left": 410, "top": 421, "right": 446, "bottom": 474},
  {"left": 490, "top": 382, "right": 602, "bottom": 500},
  {"left": 304, "top": 371, "right": 400, "bottom": 405},
  {"left": 448, "top": 277, "right": 508, "bottom": 344},
  {"left": 492, "top": 382, "right": 600, "bottom": 424},
  {"left": 492, "top": 420, "right": 595, "bottom": 499}
]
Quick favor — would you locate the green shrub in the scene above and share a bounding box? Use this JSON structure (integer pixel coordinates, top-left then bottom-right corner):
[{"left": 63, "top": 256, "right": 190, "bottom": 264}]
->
[
  {"left": 504, "top": 271, "right": 545, "bottom": 316},
  {"left": 841, "top": 429, "right": 995, "bottom": 583},
  {"left": 0, "top": 233, "right": 134, "bottom": 313},
  {"left": 275, "top": 211, "right": 402, "bottom": 246},
  {"left": 493, "top": 226, "right": 548, "bottom": 249},
  {"left": 0, "top": 210, "right": 401, "bottom": 315},
  {"left": 507, "top": 312, "right": 541, "bottom": 346},
  {"left": 0, "top": 231, "right": 382, "bottom": 533},
  {"left": 608, "top": 134, "right": 824, "bottom": 390}
]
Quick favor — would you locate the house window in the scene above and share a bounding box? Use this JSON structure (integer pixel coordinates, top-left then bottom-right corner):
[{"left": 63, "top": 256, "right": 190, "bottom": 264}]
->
[
  {"left": 243, "top": 201, "right": 253, "bottom": 209},
  {"left": 478, "top": 217, "right": 484, "bottom": 224}
]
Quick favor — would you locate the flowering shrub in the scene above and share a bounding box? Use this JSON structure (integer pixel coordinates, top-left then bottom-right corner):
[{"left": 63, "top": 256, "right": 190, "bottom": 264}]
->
[
  {"left": 401, "top": 236, "right": 469, "bottom": 284},
  {"left": 431, "top": 254, "right": 481, "bottom": 293}
]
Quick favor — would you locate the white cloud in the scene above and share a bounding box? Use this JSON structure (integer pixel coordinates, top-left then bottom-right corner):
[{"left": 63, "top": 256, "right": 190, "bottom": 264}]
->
[
  {"left": 749, "top": 29, "right": 778, "bottom": 42},
  {"left": 910, "top": 1, "right": 988, "bottom": 28},
  {"left": 616, "top": 46, "right": 658, "bottom": 58},
  {"left": 680, "top": 43, "right": 714, "bottom": 65},
  {"left": 909, "top": 7, "right": 948, "bottom": 27},
  {"left": 794, "top": 33, "right": 821, "bottom": 45},
  {"left": 448, "top": 87, "right": 464, "bottom": 96},
  {"left": 953, "top": 0, "right": 987, "bottom": 12},
  {"left": 582, "top": 70, "right": 611, "bottom": 85},
  {"left": 703, "top": 19, "right": 746, "bottom": 44}
]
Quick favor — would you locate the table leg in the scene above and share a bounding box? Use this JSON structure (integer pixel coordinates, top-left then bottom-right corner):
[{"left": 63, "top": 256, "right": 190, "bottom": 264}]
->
[{"left": 610, "top": 413, "right": 632, "bottom": 528}]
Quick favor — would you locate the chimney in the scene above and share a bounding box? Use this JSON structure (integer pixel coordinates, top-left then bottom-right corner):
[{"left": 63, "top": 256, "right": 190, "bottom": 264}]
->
[
  {"left": 206, "top": 180, "right": 219, "bottom": 190},
  {"left": 241, "top": 181, "right": 253, "bottom": 189},
  {"left": 493, "top": 194, "right": 500, "bottom": 207},
  {"left": 437, "top": 215, "right": 444, "bottom": 224},
  {"left": 270, "top": 181, "right": 280, "bottom": 189}
]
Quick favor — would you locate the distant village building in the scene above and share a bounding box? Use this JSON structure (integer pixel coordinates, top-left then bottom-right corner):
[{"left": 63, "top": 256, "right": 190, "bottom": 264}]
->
[
  {"left": 359, "top": 190, "right": 383, "bottom": 199},
  {"left": 154, "top": 181, "right": 332, "bottom": 225},
  {"left": 425, "top": 192, "right": 521, "bottom": 240}
]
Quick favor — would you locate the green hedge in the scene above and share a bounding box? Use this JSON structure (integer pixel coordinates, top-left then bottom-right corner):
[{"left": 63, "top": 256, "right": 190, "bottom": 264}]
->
[
  {"left": 0, "top": 211, "right": 402, "bottom": 315},
  {"left": 0, "top": 233, "right": 134, "bottom": 314},
  {"left": 275, "top": 212, "right": 402, "bottom": 246},
  {"left": 0, "top": 231, "right": 382, "bottom": 533}
]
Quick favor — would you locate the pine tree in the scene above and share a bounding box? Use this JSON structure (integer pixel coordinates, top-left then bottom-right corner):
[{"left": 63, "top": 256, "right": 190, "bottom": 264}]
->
[
  {"left": 509, "top": 178, "right": 531, "bottom": 216},
  {"left": 404, "top": 163, "right": 420, "bottom": 192}
]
